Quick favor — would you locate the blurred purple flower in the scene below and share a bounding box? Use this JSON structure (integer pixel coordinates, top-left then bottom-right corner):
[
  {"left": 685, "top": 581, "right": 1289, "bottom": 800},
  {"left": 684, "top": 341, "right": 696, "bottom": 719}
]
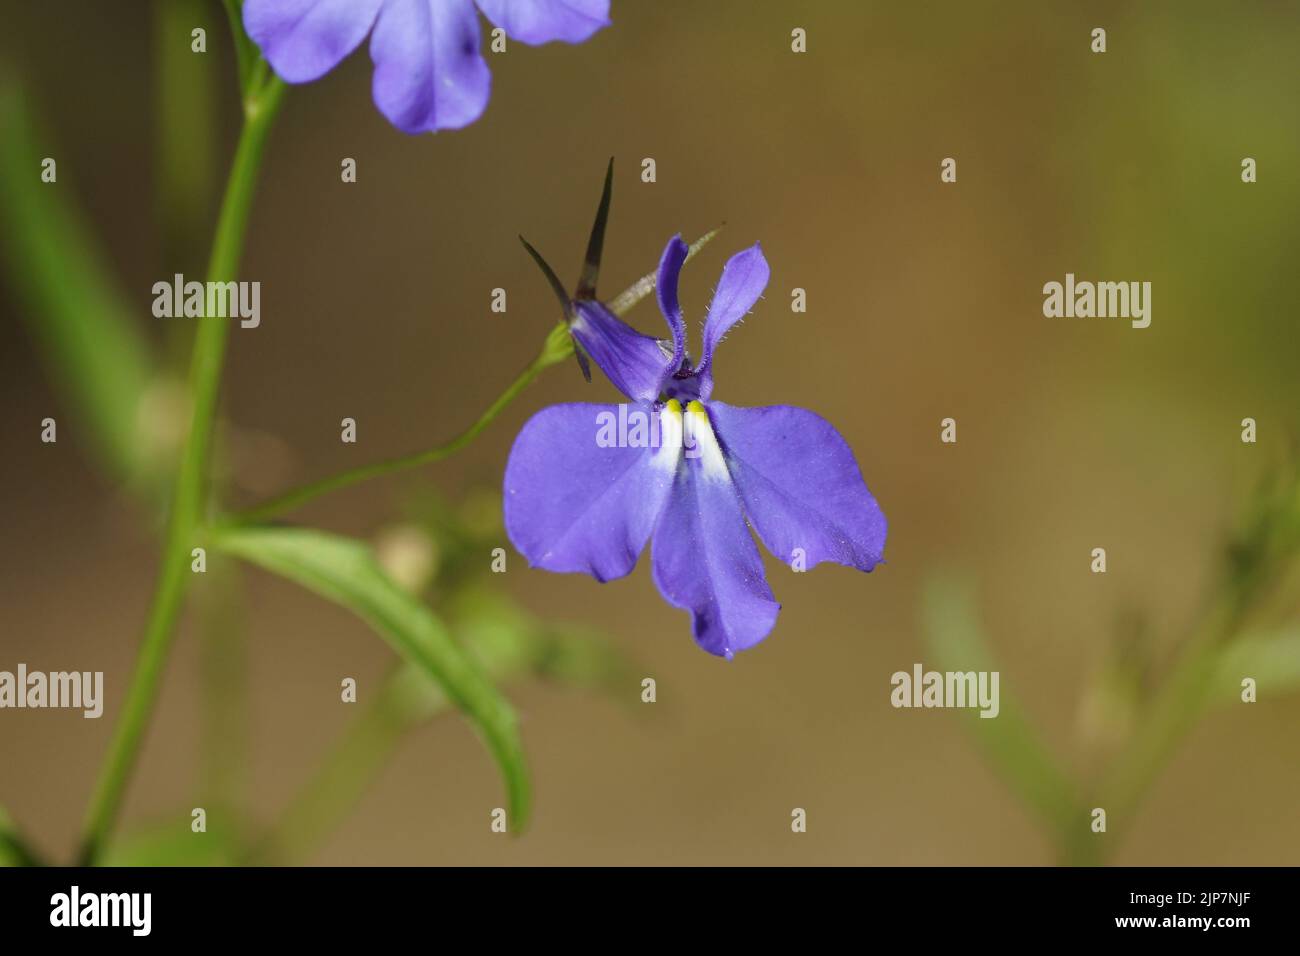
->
[
  {"left": 243, "top": 0, "right": 611, "bottom": 134},
  {"left": 504, "top": 236, "right": 888, "bottom": 659}
]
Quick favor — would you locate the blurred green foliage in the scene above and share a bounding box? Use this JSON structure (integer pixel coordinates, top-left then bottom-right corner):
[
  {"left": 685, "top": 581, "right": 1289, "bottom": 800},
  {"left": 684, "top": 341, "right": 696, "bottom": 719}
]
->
[
  {"left": 131, "top": 487, "right": 633, "bottom": 866},
  {"left": 209, "top": 524, "right": 535, "bottom": 833},
  {"left": 924, "top": 461, "right": 1300, "bottom": 864},
  {"left": 0, "top": 84, "right": 159, "bottom": 491}
]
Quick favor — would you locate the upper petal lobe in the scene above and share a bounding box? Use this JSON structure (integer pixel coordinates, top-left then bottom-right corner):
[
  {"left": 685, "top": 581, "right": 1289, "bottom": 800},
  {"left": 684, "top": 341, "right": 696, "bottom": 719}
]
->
[
  {"left": 370, "top": 0, "right": 492, "bottom": 134},
  {"left": 707, "top": 402, "right": 886, "bottom": 572},
  {"left": 697, "top": 243, "right": 769, "bottom": 397},
  {"left": 474, "top": 0, "right": 611, "bottom": 44},
  {"left": 651, "top": 404, "right": 780, "bottom": 658},
  {"left": 655, "top": 234, "right": 689, "bottom": 373},
  {"left": 244, "top": 0, "right": 384, "bottom": 83},
  {"left": 504, "top": 401, "right": 681, "bottom": 582}
]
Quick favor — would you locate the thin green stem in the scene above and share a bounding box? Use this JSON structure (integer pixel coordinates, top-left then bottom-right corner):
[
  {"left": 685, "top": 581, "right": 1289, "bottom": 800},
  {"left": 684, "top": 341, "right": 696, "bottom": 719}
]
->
[
  {"left": 76, "top": 75, "right": 286, "bottom": 866},
  {"left": 243, "top": 663, "right": 447, "bottom": 865},
  {"left": 220, "top": 0, "right": 256, "bottom": 93},
  {"left": 226, "top": 321, "right": 573, "bottom": 526},
  {"left": 1090, "top": 483, "right": 1300, "bottom": 860},
  {"left": 244, "top": 619, "right": 627, "bottom": 863},
  {"left": 227, "top": 225, "right": 722, "bottom": 526},
  {"left": 1092, "top": 601, "right": 1243, "bottom": 854}
]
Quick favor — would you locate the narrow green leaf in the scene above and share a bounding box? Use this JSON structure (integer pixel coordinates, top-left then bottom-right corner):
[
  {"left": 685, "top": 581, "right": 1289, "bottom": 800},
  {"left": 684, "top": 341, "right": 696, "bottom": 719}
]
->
[
  {"left": 210, "top": 526, "right": 530, "bottom": 830},
  {"left": 250, "top": 584, "right": 626, "bottom": 863},
  {"left": 922, "top": 574, "right": 1082, "bottom": 846},
  {"left": 0, "top": 84, "right": 157, "bottom": 488}
]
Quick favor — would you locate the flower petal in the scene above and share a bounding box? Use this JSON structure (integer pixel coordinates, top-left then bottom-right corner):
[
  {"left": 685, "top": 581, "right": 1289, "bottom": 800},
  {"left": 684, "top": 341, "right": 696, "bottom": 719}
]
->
[
  {"left": 698, "top": 243, "right": 770, "bottom": 399},
  {"left": 655, "top": 234, "right": 689, "bottom": 371},
  {"left": 708, "top": 402, "right": 886, "bottom": 572},
  {"left": 651, "top": 403, "right": 780, "bottom": 658},
  {"left": 370, "top": 0, "right": 492, "bottom": 134},
  {"left": 570, "top": 300, "right": 675, "bottom": 402},
  {"left": 504, "top": 401, "right": 682, "bottom": 582},
  {"left": 244, "top": 0, "right": 383, "bottom": 83},
  {"left": 474, "top": 0, "right": 611, "bottom": 44}
]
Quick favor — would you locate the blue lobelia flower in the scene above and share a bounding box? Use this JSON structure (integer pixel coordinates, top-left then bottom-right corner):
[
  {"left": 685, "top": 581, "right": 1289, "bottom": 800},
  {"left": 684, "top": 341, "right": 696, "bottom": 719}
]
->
[
  {"left": 243, "top": 0, "right": 611, "bottom": 134},
  {"left": 504, "top": 231, "right": 888, "bottom": 659}
]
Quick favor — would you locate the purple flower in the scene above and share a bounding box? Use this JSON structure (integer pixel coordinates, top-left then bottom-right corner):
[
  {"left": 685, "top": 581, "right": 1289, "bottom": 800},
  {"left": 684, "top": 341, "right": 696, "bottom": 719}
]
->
[
  {"left": 504, "top": 236, "right": 888, "bottom": 659},
  {"left": 243, "top": 0, "right": 611, "bottom": 134}
]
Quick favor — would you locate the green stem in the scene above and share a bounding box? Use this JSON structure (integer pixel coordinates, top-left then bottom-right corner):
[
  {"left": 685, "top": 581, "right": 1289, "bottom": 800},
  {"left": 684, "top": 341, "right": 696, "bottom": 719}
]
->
[
  {"left": 220, "top": 0, "right": 256, "bottom": 92},
  {"left": 246, "top": 636, "right": 537, "bottom": 865},
  {"left": 1092, "top": 602, "right": 1239, "bottom": 854},
  {"left": 76, "top": 76, "right": 286, "bottom": 866},
  {"left": 1078, "top": 477, "right": 1300, "bottom": 863},
  {"left": 227, "top": 227, "right": 722, "bottom": 526},
  {"left": 244, "top": 619, "right": 623, "bottom": 864},
  {"left": 243, "top": 663, "right": 449, "bottom": 865},
  {"left": 227, "top": 322, "right": 573, "bottom": 526}
]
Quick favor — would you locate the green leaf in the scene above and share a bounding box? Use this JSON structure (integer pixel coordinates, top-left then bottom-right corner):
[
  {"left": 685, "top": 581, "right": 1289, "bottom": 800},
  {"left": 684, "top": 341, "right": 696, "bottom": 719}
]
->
[
  {"left": 0, "top": 83, "right": 157, "bottom": 488},
  {"left": 250, "top": 584, "right": 626, "bottom": 864},
  {"left": 210, "top": 525, "right": 530, "bottom": 830},
  {"left": 922, "top": 574, "right": 1082, "bottom": 846}
]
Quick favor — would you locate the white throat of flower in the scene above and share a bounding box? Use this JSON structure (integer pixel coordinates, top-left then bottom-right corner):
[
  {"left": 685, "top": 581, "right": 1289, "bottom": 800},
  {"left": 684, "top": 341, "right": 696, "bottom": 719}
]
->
[{"left": 684, "top": 400, "right": 730, "bottom": 482}]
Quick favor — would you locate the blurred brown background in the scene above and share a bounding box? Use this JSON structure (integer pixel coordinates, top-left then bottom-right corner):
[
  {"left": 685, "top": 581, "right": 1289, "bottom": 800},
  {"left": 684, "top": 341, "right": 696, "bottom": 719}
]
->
[{"left": 1, "top": 0, "right": 1298, "bottom": 865}]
